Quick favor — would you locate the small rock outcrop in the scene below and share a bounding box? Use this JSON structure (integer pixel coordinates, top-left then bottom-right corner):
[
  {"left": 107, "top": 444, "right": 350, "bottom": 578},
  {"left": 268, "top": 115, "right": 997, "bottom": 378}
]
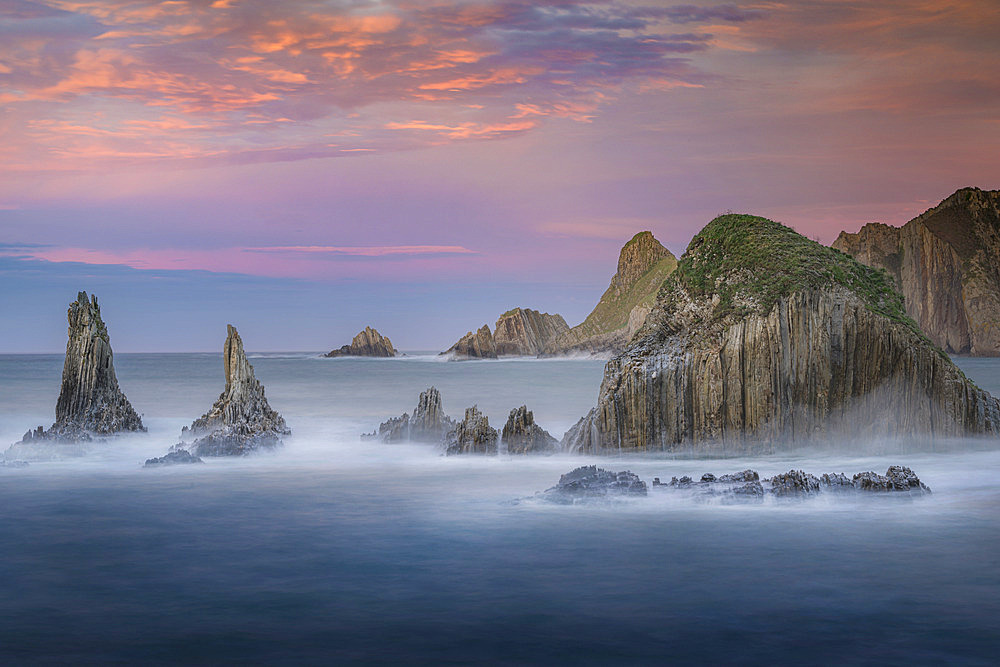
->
[
  {"left": 833, "top": 188, "right": 1000, "bottom": 355},
  {"left": 538, "top": 466, "right": 647, "bottom": 503},
  {"left": 324, "top": 327, "right": 397, "bottom": 358},
  {"left": 175, "top": 325, "right": 290, "bottom": 456},
  {"left": 493, "top": 308, "right": 570, "bottom": 356},
  {"left": 444, "top": 405, "right": 498, "bottom": 455},
  {"left": 365, "top": 387, "right": 455, "bottom": 443},
  {"left": 565, "top": 214, "right": 1000, "bottom": 455},
  {"left": 501, "top": 405, "right": 558, "bottom": 454},
  {"left": 6, "top": 292, "right": 144, "bottom": 458},
  {"left": 768, "top": 470, "right": 821, "bottom": 497},
  {"left": 144, "top": 450, "right": 204, "bottom": 467},
  {"left": 652, "top": 466, "right": 930, "bottom": 499},
  {"left": 851, "top": 466, "right": 932, "bottom": 493},
  {"left": 443, "top": 325, "right": 497, "bottom": 359},
  {"left": 546, "top": 231, "right": 678, "bottom": 356}
]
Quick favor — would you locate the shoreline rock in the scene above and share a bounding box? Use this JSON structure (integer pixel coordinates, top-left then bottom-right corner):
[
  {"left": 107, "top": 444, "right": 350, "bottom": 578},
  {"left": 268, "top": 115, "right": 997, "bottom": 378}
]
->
[
  {"left": 366, "top": 387, "right": 455, "bottom": 443},
  {"left": 444, "top": 405, "right": 498, "bottom": 455},
  {"left": 144, "top": 450, "right": 204, "bottom": 467},
  {"left": 325, "top": 327, "right": 397, "bottom": 358},
  {"left": 501, "top": 405, "right": 558, "bottom": 454}
]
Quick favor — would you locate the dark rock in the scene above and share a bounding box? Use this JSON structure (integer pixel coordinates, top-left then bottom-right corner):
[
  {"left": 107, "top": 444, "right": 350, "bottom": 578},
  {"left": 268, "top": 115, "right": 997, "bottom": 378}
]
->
[
  {"left": 820, "top": 472, "right": 852, "bottom": 488},
  {"left": 366, "top": 387, "right": 455, "bottom": 443},
  {"left": 700, "top": 473, "right": 717, "bottom": 483},
  {"left": 539, "top": 465, "right": 647, "bottom": 503},
  {"left": 768, "top": 470, "right": 821, "bottom": 497},
  {"left": 144, "top": 450, "right": 204, "bottom": 467},
  {"left": 324, "top": 326, "right": 396, "bottom": 358},
  {"left": 719, "top": 469, "right": 760, "bottom": 482},
  {"left": 443, "top": 325, "right": 497, "bottom": 359},
  {"left": 730, "top": 481, "right": 765, "bottom": 497},
  {"left": 502, "top": 405, "right": 558, "bottom": 454},
  {"left": 853, "top": 466, "right": 931, "bottom": 494},
  {"left": 444, "top": 405, "right": 498, "bottom": 455},
  {"left": 669, "top": 475, "right": 693, "bottom": 487}
]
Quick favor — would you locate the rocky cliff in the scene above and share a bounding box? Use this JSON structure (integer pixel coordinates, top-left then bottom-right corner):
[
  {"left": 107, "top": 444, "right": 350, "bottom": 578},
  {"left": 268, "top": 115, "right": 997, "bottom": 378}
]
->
[
  {"left": 501, "top": 405, "right": 558, "bottom": 454},
  {"left": 565, "top": 214, "right": 1000, "bottom": 454},
  {"left": 325, "top": 326, "right": 397, "bottom": 357},
  {"left": 832, "top": 188, "right": 1000, "bottom": 356},
  {"left": 365, "top": 386, "right": 455, "bottom": 443},
  {"left": 176, "top": 324, "right": 290, "bottom": 456},
  {"left": 443, "top": 325, "right": 497, "bottom": 359},
  {"left": 547, "top": 231, "right": 677, "bottom": 356},
  {"left": 493, "top": 308, "right": 569, "bottom": 356},
  {"left": 11, "top": 292, "right": 144, "bottom": 449},
  {"left": 445, "top": 405, "right": 498, "bottom": 455}
]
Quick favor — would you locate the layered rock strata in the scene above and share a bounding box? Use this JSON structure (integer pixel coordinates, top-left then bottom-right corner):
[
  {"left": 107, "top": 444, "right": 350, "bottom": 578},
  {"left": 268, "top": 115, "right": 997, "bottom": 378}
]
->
[
  {"left": 833, "top": 188, "right": 1000, "bottom": 355},
  {"left": 365, "top": 387, "right": 455, "bottom": 443},
  {"left": 175, "top": 325, "right": 290, "bottom": 456},
  {"left": 493, "top": 308, "right": 569, "bottom": 356},
  {"left": 565, "top": 214, "right": 1000, "bottom": 454},
  {"left": 444, "top": 405, "right": 498, "bottom": 455},
  {"left": 443, "top": 325, "right": 497, "bottom": 359},
  {"left": 325, "top": 326, "right": 397, "bottom": 357},
  {"left": 501, "top": 405, "right": 558, "bottom": 454}
]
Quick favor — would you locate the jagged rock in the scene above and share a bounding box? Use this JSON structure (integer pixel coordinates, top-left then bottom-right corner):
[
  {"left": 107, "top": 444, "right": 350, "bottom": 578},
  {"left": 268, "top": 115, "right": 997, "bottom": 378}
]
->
[
  {"left": 564, "top": 214, "right": 1000, "bottom": 455},
  {"left": 493, "top": 308, "right": 570, "bottom": 356},
  {"left": 371, "top": 413, "right": 410, "bottom": 443},
  {"left": 700, "top": 473, "right": 717, "bottom": 483},
  {"left": 324, "top": 326, "right": 397, "bottom": 357},
  {"left": 853, "top": 466, "right": 931, "bottom": 494},
  {"left": 719, "top": 469, "right": 759, "bottom": 482},
  {"left": 144, "top": 450, "right": 203, "bottom": 467},
  {"left": 175, "top": 325, "right": 290, "bottom": 457},
  {"left": 365, "top": 387, "right": 455, "bottom": 443},
  {"left": 6, "top": 292, "right": 144, "bottom": 459},
  {"left": 833, "top": 188, "right": 1000, "bottom": 355},
  {"left": 768, "top": 470, "right": 821, "bottom": 497},
  {"left": 546, "top": 231, "right": 678, "bottom": 356},
  {"left": 444, "top": 405, "right": 498, "bottom": 455},
  {"left": 820, "top": 472, "right": 852, "bottom": 488},
  {"left": 443, "top": 325, "right": 497, "bottom": 359},
  {"left": 538, "top": 466, "right": 647, "bottom": 503},
  {"left": 731, "top": 481, "right": 765, "bottom": 497},
  {"left": 501, "top": 405, "right": 558, "bottom": 454}
]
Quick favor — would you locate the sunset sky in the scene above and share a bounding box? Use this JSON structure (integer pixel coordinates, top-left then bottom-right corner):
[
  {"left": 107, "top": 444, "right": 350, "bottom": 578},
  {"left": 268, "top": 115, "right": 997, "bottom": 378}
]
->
[{"left": 2, "top": 0, "right": 998, "bottom": 351}]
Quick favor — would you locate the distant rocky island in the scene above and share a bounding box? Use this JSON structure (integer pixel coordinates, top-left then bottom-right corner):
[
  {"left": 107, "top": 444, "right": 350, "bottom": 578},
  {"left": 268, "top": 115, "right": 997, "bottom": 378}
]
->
[
  {"left": 325, "top": 326, "right": 397, "bottom": 357},
  {"left": 5, "top": 292, "right": 144, "bottom": 460},
  {"left": 833, "top": 187, "right": 1000, "bottom": 356},
  {"left": 565, "top": 213, "right": 1000, "bottom": 454},
  {"left": 443, "top": 308, "right": 569, "bottom": 359}
]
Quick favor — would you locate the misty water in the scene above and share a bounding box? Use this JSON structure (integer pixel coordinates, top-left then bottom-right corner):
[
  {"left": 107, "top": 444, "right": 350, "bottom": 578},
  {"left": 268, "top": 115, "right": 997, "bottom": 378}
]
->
[{"left": 2, "top": 352, "right": 999, "bottom": 664}]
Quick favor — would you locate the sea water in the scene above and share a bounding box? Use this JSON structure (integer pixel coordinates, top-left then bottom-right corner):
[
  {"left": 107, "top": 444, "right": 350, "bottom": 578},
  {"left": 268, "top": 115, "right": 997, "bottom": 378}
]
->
[{"left": 1, "top": 353, "right": 999, "bottom": 664}]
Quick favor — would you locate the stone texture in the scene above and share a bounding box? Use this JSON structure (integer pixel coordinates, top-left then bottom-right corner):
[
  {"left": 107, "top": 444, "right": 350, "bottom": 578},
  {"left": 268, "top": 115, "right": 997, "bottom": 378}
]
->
[
  {"left": 538, "top": 466, "right": 647, "bottom": 503},
  {"left": 144, "top": 450, "right": 203, "bottom": 467},
  {"left": 546, "top": 231, "right": 677, "bottom": 356},
  {"left": 325, "top": 326, "right": 397, "bottom": 357},
  {"left": 833, "top": 188, "right": 1000, "bottom": 355},
  {"left": 176, "top": 325, "right": 290, "bottom": 456},
  {"left": 444, "top": 405, "right": 498, "bottom": 455},
  {"left": 852, "top": 466, "right": 931, "bottom": 494},
  {"left": 443, "top": 325, "right": 497, "bottom": 359},
  {"left": 501, "top": 405, "right": 558, "bottom": 454},
  {"left": 7, "top": 292, "right": 144, "bottom": 457},
  {"left": 565, "top": 215, "right": 1000, "bottom": 455},
  {"left": 493, "top": 308, "right": 570, "bottom": 356},
  {"left": 652, "top": 466, "right": 928, "bottom": 499},
  {"left": 768, "top": 470, "right": 821, "bottom": 497},
  {"left": 366, "top": 387, "right": 455, "bottom": 443}
]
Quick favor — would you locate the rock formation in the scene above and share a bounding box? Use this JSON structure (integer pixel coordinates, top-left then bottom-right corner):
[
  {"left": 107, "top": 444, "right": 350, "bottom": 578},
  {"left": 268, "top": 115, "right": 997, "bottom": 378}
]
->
[
  {"left": 325, "top": 326, "right": 397, "bottom": 357},
  {"left": 493, "top": 308, "right": 569, "bottom": 356},
  {"left": 832, "top": 188, "right": 1000, "bottom": 355},
  {"left": 365, "top": 387, "right": 455, "bottom": 443},
  {"left": 444, "top": 405, "right": 498, "bottom": 455},
  {"left": 564, "top": 214, "right": 1000, "bottom": 455},
  {"left": 546, "top": 231, "right": 677, "bottom": 356},
  {"left": 6, "top": 292, "right": 144, "bottom": 458},
  {"left": 501, "top": 405, "right": 558, "bottom": 454},
  {"left": 175, "top": 325, "right": 290, "bottom": 456},
  {"left": 144, "top": 450, "right": 203, "bottom": 467},
  {"left": 443, "top": 325, "right": 497, "bottom": 359},
  {"left": 537, "top": 466, "right": 647, "bottom": 503}
]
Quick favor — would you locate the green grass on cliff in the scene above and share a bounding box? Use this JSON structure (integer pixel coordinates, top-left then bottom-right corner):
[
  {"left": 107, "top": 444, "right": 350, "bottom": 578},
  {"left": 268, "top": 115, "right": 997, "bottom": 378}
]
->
[
  {"left": 668, "top": 214, "right": 929, "bottom": 341},
  {"left": 572, "top": 253, "right": 677, "bottom": 338}
]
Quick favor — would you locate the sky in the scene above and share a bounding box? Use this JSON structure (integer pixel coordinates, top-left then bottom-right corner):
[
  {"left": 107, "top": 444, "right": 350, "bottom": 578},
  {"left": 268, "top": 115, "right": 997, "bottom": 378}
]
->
[{"left": 1, "top": 0, "right": 998, "bottom": 352}]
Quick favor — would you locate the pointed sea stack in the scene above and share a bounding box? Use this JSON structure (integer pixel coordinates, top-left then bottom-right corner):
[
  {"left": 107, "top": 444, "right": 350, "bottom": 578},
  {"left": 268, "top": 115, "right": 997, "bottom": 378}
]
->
[
  {"left": 325, "top": 327, "right": 397, "bottom": 357},
  {"left": 444, "top": 406, "right": 498, "bottom": 455},
  {"left": 565, "top": 214, "right": 1000, "bottom": 454},
  {"left": 7, "top": 292, "right": 143, "bottom": 455},
  {"left": 502, "top": 406, "right": 558, "bottom": 454},
  {"left": 176, "top": 325, "right": 289, "bottom": 456},
  {"left": 366, "top": 386, "right": 455, "bottom": 443},
  {"left": 443, "top": 325, "right": 497, "bottom": 359}
]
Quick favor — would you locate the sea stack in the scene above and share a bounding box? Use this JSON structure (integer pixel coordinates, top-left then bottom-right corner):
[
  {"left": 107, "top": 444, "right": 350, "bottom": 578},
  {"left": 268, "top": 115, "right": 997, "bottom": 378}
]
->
[
  {"left": 833, "top": 187, "right": 1000, "bottom": 356},
  {"left": 325, "top": 327, "right": 397, "bottom": 357},
  {"left": 564, "top": 214, "right": 1000, "bottom": 454},
  {"left": 501, "top": 406, "right": 558, "bottom": 454},
  {"left": 444, "top": 406, "right": 498, "bottom": 455},
  {"left": 366, "top": 386, "right": 455, "bottom": 443},
  {"left": 546, "top": 231, "right": 677, "bottom": 356},
  {"left": 176, "top": 324, "right": 289, "bottom": 456},
  {"left": 9, "top": 292, "right": 144, "bottom": 453},
  {"left": 444, "top": 325, "right": 497, "bottom": 359},
  {"left": 493, "top": 308, "right": 570, "bottom": 356}
]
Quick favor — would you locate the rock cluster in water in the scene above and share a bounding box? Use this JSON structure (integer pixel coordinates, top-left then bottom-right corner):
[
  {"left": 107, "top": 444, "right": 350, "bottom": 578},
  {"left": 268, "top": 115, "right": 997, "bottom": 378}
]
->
[
  {"left": 833, "top": 188, "right": 1000, "bottom": 356},
  {"left": 324, "top": 326, "right": 397, "bottom": 358},
  {"left": 565, "top": 214, "right": 1000, "bottom": 455},
  {"left": 173, "top": 325, "right": 290, "bottom": 456},
  {"left": 5, "top": 292, "right": 144, "bottom": 460},
  {"left": 538, "top": 466, "right": 647, "bottom": 503},
  {"left": 144, "top": 450, "right": 204, "bottom": 467},
  {"left": 502, "top": 405, "right": 558, "bottom": 454},
  {"left": 445, "top": 405, "right": 498, "bottom": 455},
  {"left": 445, "top": 324, "right": 497, "bottom": 359},
  {"left": 365, "top": 387, "right": 455, "bottom": 443}
]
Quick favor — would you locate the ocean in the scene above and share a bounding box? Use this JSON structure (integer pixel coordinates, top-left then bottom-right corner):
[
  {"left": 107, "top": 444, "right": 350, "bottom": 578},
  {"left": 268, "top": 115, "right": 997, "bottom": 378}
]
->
[{"left": 1, "top": 352, "right": 999, "bottom": 664}]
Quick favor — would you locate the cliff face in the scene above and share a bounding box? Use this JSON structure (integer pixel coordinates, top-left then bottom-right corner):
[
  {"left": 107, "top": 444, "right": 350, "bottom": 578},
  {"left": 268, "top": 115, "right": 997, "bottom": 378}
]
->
[
  {"left": 566, "top": 214, "right": 1000, "bottom": 454},
  {"left": 367, "top": 386, "right": 455, "bottom": 443},
  {"left": 832, "top": 188, "right": 1000, "bottom": 356},
  {"left": 547, "top": 231, "right": 677, "bottom": 356},
  {"left": 493, "top": 308, "right": 569, "bottom": 356},
  {"left": 178, "top": 324, "right": 289, "bottom": 456},
  {"left": 501, "top": 405, "right": 558, "bottom": 454},
  {"left": 325, "top": 326, "right": 396, "bottom": 357},
  {"left": 444, "top": 405, "right": 498, "bottom": 455},
  {"left": 444, "top": 325, "right": 497, "bottom": 359}
]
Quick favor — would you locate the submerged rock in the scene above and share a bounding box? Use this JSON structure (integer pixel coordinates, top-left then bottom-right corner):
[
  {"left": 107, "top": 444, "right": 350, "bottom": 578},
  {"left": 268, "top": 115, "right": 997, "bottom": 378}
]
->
[
  {"left": 144, "top": 450, "right": 203, "bottom": 467},
  {"left": 175, "top": 325, "right": 290, "bottom": 457},
  {"left": 366, "top": 387, "right": 455, "bottom": 443},
  {"left": 539, "top": 466, "right": 647, "bottom": 503},
  {"left": 501, "top": 405, "right": 558, "bottom": 454},
  {"left": 565, "top": 214, "right": 1000, "bottom": 455},
  {"left": 324, "top": 326, "right": 397, "bottom": 358},
  {"left": 443, "top": 325, "right": 497, "bottom": 359},
  {"left": 6, "top": 292, "right": 144, "bottom": 459},
  {"left": 444, "top": 405, "right": 498, "bottom": 455}
]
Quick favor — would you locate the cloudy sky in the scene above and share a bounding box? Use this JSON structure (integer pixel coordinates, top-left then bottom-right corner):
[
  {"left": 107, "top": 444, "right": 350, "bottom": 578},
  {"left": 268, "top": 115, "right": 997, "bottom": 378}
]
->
[{"left": 2, "top": 0, "right": 998, "bottom": 351}]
